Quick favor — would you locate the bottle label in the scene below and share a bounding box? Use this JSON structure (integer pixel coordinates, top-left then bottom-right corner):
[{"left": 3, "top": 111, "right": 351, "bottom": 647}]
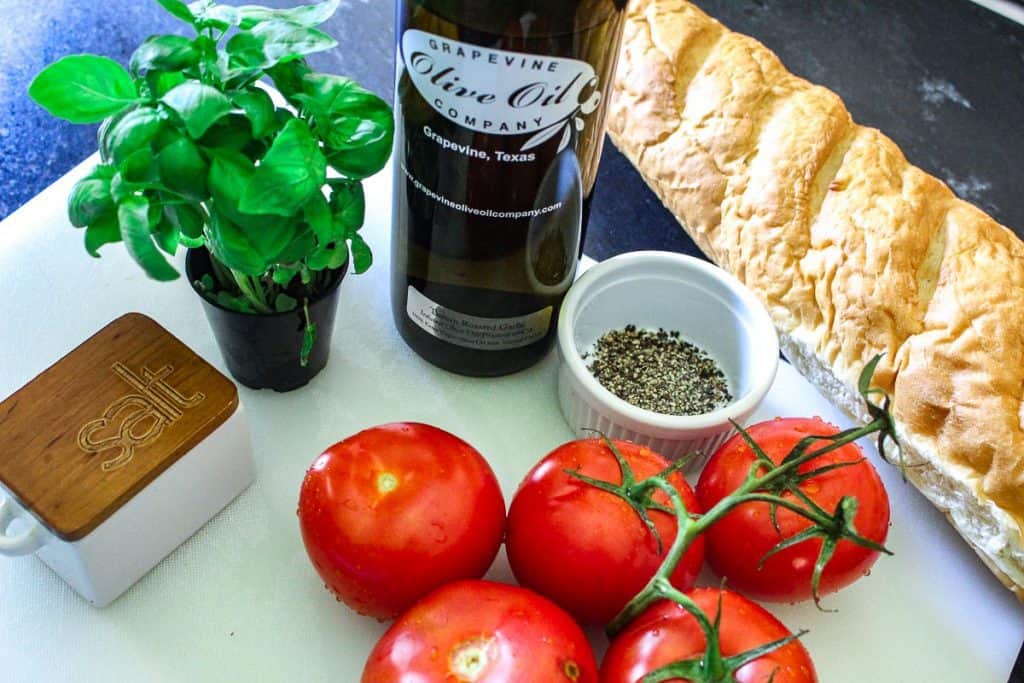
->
[
  {"left": 406, "top": 286, "right": 552, "bottom": 351},
  {"left": 401, "top": 29, "right": 602, "bottom": 153}
]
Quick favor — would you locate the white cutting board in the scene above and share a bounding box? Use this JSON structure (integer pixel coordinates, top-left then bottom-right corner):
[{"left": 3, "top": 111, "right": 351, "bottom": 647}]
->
[{"left": 0, "top": 156, "right": 1021, "bottom": 682}]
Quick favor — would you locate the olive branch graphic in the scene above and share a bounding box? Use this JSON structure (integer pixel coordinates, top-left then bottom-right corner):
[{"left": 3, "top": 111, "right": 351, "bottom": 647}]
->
[{"left": 520, "top": 89, "right": 602, "bottom": 153}]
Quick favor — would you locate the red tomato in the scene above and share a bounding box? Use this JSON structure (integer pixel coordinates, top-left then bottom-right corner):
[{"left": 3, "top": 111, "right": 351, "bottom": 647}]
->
[
  {"left": 363, "top": 580, "right": 598, "bottom": 682},
  {"left": 297, "top": 423, "right": 505, "bottom": 620},
  {"left": 506, "top": 439, "right": 704, "bottom": 625},
  {"left": 601, "top": 588, "right": 817, "bottom": 683},
  {"left": 696, "top": 417, "right": 890, "bottom": 603}
]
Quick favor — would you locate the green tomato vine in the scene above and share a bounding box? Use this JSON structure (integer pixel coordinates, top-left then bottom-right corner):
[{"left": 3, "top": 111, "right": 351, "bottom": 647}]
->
[{"left": 570, "top": 355, "right": 899, "bottom": 681}]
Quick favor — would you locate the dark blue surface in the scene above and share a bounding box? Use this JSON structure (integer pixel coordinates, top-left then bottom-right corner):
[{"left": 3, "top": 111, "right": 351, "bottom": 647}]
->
[{"left": 0, "top": 1, "right": 1022, "bottom": 676}]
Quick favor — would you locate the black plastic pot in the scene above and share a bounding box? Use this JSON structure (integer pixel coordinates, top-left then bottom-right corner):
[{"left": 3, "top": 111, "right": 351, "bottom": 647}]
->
[{"left": 186, "top": 248, "right": 347, "bottom": 392}]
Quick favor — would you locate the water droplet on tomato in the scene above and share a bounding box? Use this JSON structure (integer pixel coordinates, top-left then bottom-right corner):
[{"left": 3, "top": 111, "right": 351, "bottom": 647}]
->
[
  {"left": 805, "top": 482, "right": 820, "bottom": 494},
  {"left": 432, "top": 522, "right": 447, "bottom": 543},
  {"left": 343, "top": 499, "right": 359, "bottom": 511}
]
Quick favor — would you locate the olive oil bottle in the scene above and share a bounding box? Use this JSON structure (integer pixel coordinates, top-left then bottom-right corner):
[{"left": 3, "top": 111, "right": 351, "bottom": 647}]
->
[{"left": 392, "top": 0, "right": 627, "bottom": 376}]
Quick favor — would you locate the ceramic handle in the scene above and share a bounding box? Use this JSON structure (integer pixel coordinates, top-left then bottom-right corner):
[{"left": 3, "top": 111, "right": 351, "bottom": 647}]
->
[{"left": 0, "top": 493, "right": 43, "bottom": 557}]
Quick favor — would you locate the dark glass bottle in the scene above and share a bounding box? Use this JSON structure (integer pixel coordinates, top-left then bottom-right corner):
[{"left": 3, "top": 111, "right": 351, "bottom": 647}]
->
[{"left": 391, "top": 0, "right": 627, "bottom": 376}]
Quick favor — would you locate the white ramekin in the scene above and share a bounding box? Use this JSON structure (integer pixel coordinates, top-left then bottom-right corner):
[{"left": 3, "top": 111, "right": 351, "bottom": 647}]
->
[{"left": 556, "top": 251, "right": 779, "bottom": 468}]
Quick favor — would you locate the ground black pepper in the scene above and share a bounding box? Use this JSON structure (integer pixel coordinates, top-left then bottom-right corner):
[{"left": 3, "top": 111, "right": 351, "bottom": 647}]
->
[{"left": 584, "top": 325, "right": 732, "bottom": 416}]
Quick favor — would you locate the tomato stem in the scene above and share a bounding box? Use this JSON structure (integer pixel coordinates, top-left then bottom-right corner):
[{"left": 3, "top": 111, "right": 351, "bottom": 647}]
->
[{"left": 603, "top": 356, "right": 899, "bottom": 639}]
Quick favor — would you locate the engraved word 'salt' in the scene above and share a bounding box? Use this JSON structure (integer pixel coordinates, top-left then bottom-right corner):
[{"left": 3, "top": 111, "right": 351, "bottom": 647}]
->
[{"left": 77, "top": 363, "right": 205, "bottom": 471}]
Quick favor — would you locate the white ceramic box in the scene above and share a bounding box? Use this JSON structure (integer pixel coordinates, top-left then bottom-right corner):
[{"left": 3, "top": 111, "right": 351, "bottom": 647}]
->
[{"left": 0, "top": 314, "right": 254, "bottom": 607}]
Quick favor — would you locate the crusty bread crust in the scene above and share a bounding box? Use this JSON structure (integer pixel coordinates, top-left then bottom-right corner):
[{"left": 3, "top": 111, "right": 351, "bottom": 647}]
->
[{"left": 608, "top": 0, "right": 1024, "bottom": 597}]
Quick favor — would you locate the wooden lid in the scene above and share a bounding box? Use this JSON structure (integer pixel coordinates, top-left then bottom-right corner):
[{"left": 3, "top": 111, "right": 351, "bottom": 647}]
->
[{"left": 0, "top": 314, "right": 238, "bottom": 541}]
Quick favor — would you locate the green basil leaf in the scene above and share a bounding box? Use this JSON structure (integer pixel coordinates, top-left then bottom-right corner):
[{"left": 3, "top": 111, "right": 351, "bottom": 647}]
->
[
  {"left": 224, "top": 32, "right": 265, "bottom": 71},
  {"left": 236, "top": 0, "right": 340, "bottom": 29},
  {"left": 163, "top": 203, "right": 206, "bottom": 241},
  {"left": 224, "top": 69, "right": 265, "bottom": 93},
  {"left": 207, "top": 149, "right": 254, "bottom": 219},
  {"left": 300, "top": 74, "right": 393, "bottom": 179},
  {"left": 158, "top": 136, "right": 208, "bottom": 199},
  {"left": 156, "top": 0, "right": 195, "bottom": 24},
  {"left": 240, "top": 118, "right": 325, "bottom": 216},
  {"left": 329, "top": 244, "right": 350, "bottom": 270},
  {"left": 191, "top": 33, "right": 219, "bottom": 64},
  {"left": 84, "top": 212, "right": 122, "bottom": 257},
  {"left": 130, "top": 35, "right": 198, "bottom": 76},
  {"left": 305, "top": 241, "right": 346, "bottom": 272},
  {"left": 207, "top": 150, "right": 274, "bottom": 227},
  {"left": 161, "top": 81, "right": 233, "bottom": 138},
  {"left": 29, "top": 55, "right": 139, "bottom": 124},
  {"left": 153, "top": 215, "right": 181, "bottom": 255},
  {"left": 118, "top": 196, "right": 179, "bottom": 280},
  {"left": 326, "top": 241, "right": 348, "bottom": 270},
  {"left": 270, "top": 108, "right": 296, "bottom": 135},
  {"left": 198, "top": 113, "right": 255, "bottom": 153},
  {"left": 107, "top": 107, "right": 164, "bottom": 165},
  {"left": 226, "top": 20, "right": 336, "bottom": 71},
  {"left": 199, "top": 274, "right": 216, "bottom": 292},
  {"left": 271, "top": 265, "right": 299, "bottom": 286},
  {"left": 303, "top": 191, "right": 333, "bottom": 244},
  {"left": 328, "top": 178, "right": 364, "bottom": 233},
  {"left": 205, "top": 206, "right": 268, "bottom": 275},
  {"left": 207, "top": 150, "right": 295, "bottom": 261},
  {"left": 91, "top": 164, "right": 118, "bottom": 180},
  {"left": 109, "top": 172, "right": 135, "bottom": 203},
  {"left": 68, "top": 172, "right": 115, "bottom": 227},
  {"left": 251, "top": 220, "right": 297, "bottom": 265},
  {"left": 98, "top": 108, "right": 131, "bottom": 162},
  {"left": 305, "top": 244, "right": 331, "bottom": 271},
  {"left": 232, "top": 88, "right": 276, "bottom": 138},
  {"left": 274, "top": 292, "right": 298, "bottom": 313},
  {"left": 188, "top": 1, "right": 238, "bottom": 29},
  {"left": 349, "top": 233, "right": 372, "bottom": 274},
  {"left": 266, "top": 60, "right": 311, "bottom": 100},
  {"left": 273, "top": 228, "right": 315, "bottom": 264},
  {"left": 149, "top": 70, "right": 187, "bottom": 98},
  {"left": 326, "top": 142, "right": 390, "bottom": 181},
  {"left": 147, "top": 200, "right": 163, "bottom": 228},
  {"left": 189, "top": 0, "right": 339, "bottom": 31},
  {"left": 300, "top": 75, "right": 392, "bottom": 141},
  {"left": 120, "top": 147, "right": 157, "bottom": 182},
  {"left": 214, "top": 291, "right": 260, "bottom": 314}
]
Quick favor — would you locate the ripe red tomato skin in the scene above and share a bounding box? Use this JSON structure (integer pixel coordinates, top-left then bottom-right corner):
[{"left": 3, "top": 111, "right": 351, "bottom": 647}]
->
[
  {"left": 297, "top": 422, "right": 506, "bottom": 620},
  {"left": 506, "top": 439, "right": 705, "bottom": 625},
  {"left": 362, "top": 580, "right": 599, "bottom": 682},
  {"left": 600, "top": 588, "right": 818, "bottom": 683},
  {"left": 696, "top": 417, "right": 890, "bottom": 603}
]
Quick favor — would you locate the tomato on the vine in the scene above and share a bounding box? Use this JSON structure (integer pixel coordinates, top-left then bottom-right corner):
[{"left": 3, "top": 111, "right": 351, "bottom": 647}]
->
[
  {"left": 362, "top": 580, "right": 598, "bottom": 682},
  {"left": 601, "top": 588, "right": 817, "bottom": 683},
  {"left": 506, "top": 438, "right": 704, "bottom": 624},
  {"left": 297, "top": 422, "right": 505, "bottom": 620},
  {"left": 696, "top": 417, "right": 890, "bottom": 603}
]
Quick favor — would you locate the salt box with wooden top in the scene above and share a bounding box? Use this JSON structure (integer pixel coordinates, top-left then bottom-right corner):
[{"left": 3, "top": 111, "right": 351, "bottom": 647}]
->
[{"left": 0, "top": 313, "right": 254, "bottom": 606}]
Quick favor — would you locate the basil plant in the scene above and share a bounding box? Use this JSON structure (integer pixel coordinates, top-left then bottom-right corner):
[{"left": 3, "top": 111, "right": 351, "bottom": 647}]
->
[{"left": 29, "top": 0, "right": 393, "bottom": 361}]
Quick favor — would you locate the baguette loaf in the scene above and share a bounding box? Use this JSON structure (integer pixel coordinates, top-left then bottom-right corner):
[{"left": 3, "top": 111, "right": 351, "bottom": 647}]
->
[{"left": 608, "top": 0, "right": 1024, "bottom": 599}]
